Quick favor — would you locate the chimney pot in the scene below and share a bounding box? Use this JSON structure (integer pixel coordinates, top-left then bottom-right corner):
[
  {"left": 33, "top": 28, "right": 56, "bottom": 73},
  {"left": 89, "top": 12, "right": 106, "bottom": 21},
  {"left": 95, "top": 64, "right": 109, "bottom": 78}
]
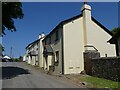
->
[
  {"left": 38, "top": 34, "right": 41, "bottom": 39},
  {"left": 41, "top": 32, "right": 45, "bottom": 38}
]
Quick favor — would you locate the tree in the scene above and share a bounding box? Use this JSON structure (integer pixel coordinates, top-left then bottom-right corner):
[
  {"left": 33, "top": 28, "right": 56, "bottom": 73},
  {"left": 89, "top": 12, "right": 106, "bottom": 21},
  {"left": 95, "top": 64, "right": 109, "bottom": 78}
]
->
[
  {"left": 0, "top": 44, "right": 4, "bottom": 57},
  {"left": 0, "top": 44, "right": 4, "bottom": 52},
  {"left": 2, "top": 46, "right": 4, "bottom": 52},
  {"left": 19, "top": 56, "right": 23, "bottom": 62},
  {"left": 2, "top": 2, "right": 24, "bottom": 35},
  {"left": 112, "top": 27, "right": 120, "bottom": 35}
]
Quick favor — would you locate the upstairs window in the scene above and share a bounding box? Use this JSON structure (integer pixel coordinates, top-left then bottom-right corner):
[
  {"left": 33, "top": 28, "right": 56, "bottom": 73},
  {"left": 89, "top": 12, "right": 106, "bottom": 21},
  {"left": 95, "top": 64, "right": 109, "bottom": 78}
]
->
[
  {"left": 36, "top": 48, "right": 38, "bottom": 51},
  {"left": 55, "top": 30, "right": 58, "bottom": 41},
  {"left": 49, "top": 36, "right": 51, "bottom": 44},
  {"left": 44, "top": 40, "right": 47, "bottom": 45},
  {"left": 55, "top": 51, "right": 59, "bottom": 63}
]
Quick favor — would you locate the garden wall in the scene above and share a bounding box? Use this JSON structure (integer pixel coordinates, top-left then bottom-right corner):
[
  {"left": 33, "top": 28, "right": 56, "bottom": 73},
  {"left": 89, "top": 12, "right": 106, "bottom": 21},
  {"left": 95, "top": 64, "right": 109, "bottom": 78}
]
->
[
  {"left": 84, "top": 51, "right": 120, "bottom": 82},
  {"left": 92, "top": 57, "right": 120, "bottom": 82}
]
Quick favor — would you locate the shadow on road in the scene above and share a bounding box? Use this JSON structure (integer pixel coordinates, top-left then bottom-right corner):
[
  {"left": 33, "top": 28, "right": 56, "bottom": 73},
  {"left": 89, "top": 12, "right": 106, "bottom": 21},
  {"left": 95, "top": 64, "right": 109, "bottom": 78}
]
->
[{"left": 2, "top": 66, "right": 30, "bottom": 80}]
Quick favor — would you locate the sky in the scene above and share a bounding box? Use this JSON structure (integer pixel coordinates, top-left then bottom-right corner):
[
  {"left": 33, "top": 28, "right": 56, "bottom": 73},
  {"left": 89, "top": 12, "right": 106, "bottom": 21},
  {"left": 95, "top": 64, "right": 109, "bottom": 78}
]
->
[{"left": 2, "top": 2, "right": 118, "bottom": 58}]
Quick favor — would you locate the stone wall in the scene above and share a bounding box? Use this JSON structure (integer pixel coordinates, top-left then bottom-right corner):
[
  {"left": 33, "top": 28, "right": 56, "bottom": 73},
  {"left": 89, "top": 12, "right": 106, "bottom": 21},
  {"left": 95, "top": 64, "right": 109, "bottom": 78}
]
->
[
  {"left": 84, "top": 51, "right": 100, "bottom": 75},
  {"left": 84, "top": 51, "right": 120, "bottom": 82},
  {"left": 92, "top": 57, "right": 120, "bottom": 82}
]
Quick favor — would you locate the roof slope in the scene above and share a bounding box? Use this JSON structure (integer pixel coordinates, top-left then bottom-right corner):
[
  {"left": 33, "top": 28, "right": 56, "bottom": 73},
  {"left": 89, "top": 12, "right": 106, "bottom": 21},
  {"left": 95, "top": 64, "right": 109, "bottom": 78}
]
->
[
  {"left": 26, "top": 39, "right": 40, "bottom": 49},
  {"left": 43, "top": 14, "right": 83, "bottom": 40},
  {"left": 27, "top": 14, "right": 113, "bottom": 47},
  {"left": 43, "top": 45, "right": 54, "bottom": 55},
  {"left": 44, "top": 14, "right": 113, "bottom": 40}
]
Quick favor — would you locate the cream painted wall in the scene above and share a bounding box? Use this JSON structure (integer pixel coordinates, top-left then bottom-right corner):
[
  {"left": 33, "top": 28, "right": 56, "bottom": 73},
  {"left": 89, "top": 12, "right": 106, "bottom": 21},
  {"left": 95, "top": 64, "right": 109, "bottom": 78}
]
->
[
  {"left": 47, "top": 55, "right": 53, "bottom": 71},
  {"left": 43, "top": 56, "right": 47, "bottom": 70},
  {"left": 38, "top": 38, "right": 44, "bottom": 67},
  {"left": 26, "top": 42, "right": 39, "bottom": 66},
  {"left": 43, "top": 28, "right": 63, "bottom": 74},
  {"left": 81, "top": 4, "right": 116, "bottom": 57},
  {"left": 31, "top": 56, "right": 36, "bottom": 65},
  {"left": 28, "top": 56, "right": 31, "bottom": 64},
  {"left": 63, "top": 17, "right": 85, "bottom": 74},
  {"left": 86, "top": 21, "right": 116, "bottom": 57}
]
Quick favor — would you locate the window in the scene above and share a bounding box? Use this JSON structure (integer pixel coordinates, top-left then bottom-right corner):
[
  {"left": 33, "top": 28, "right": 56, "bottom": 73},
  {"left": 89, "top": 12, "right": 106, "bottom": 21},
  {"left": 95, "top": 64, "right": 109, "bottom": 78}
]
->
[
  {"left": 45, "top": 40, "right": 47, "bottom": 45},
  {"left": 55, "top": 51, "right": 59, "bottom": 63},
  {"left": 49, "top": 36, "right": 51, "bottom": 44},
  {"left": 36, "top": 48, "right": 38, "bottom": 51},
  {"left": 37, "top": 43, "right": 39, "bottom": 47},
  {"left": 55, "top": 30, "right": 58, "bottom": 41}
]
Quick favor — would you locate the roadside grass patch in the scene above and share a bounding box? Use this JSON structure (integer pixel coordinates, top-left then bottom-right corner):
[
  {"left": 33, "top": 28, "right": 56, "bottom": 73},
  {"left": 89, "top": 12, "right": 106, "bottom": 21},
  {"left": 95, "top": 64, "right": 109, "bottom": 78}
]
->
[{"left": 79, "top": 75, "right": 119, "bottom": 89}]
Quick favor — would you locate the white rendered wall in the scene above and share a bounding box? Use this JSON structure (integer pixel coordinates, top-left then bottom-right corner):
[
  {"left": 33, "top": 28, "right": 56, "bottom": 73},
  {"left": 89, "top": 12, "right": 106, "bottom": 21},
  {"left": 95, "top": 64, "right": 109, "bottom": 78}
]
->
[
  {"left": 86, "top": 20, "right": 116, "bottom": 57},
  {"left": 82, "top": 4, "right": 116, "bottom": 57},
  {"left": 38, "top": 38, "right": 44, "bottom": 67},
  {"left": 28, "top": 56, "right": 31, "bottom": 64},
  {"left": 63, "top": 17, "right": 84, "bottom": 74},
  {"left": 47, "top": 55, "right": 53, "bottom": 71},
  {"left": 43, "top": 28, "right": 63, "bottom": 74}
]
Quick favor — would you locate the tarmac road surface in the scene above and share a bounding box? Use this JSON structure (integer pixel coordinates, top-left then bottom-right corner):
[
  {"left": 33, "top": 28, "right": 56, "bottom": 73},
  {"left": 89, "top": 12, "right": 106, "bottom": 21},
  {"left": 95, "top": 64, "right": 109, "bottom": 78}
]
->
[{"left": 2, "top": 62, "right": 85, "bottom": 88}]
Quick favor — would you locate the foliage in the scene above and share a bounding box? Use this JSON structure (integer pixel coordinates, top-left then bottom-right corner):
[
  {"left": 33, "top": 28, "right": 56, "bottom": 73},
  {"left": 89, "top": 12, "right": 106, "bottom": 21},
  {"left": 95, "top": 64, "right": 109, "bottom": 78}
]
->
[
  {"left": 0, "top": 44, "right": 4, "bottom": 52},
  {"left": 2, "top": 46, "right": 4, "bottom": 52},
  {"left": 80, "top": 75, "right": 119, "bottom": 89},
  {"left": 11, "top": 57, "right": 23, "bottom": 62},
  {"left": 9, "top": 58, "right": 14, "bottom": 62},
  {"left": 19, "top": 56, "right": 23, "bottom": 60},
  {"left": 2, "top": 2, "right": 24, "bottom": 35},
  {"left": 13, "top": 58, "right": 19, "bottom": 62},
  {"left": 112, "top": 27, "right": 120, "bottom": 35}
]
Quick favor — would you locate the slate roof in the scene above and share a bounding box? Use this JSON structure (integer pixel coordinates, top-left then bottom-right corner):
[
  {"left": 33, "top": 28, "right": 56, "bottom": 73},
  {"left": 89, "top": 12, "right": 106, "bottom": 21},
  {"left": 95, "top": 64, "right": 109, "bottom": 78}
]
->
[
  {"left": 26, "top": 13, "right": 113, "bottom": 50},
  {"left": 26, "top": 39, "right": 40, "bottom": 49},
  {"left": 43, "top": 14, "right": 113, "bottom": 41},
  {"left": 43, "top": 45, "right": 53, "bottom": 55}
]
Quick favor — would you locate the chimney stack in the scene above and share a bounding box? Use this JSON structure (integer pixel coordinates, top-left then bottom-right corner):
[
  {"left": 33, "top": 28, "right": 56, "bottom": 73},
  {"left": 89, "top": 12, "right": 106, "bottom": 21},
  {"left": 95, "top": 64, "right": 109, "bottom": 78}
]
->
[
  {"left": 38, "top": 34, "right": 41, "bottom": 39},
  {"left": 81, "top": 2, "right": 91, "bottom": 20},
  {"left": 41, "top": 32, "right": 45, "bottom": 38},
  {"left": 81, "top": 2, "right": 92, "bottom": 49}
]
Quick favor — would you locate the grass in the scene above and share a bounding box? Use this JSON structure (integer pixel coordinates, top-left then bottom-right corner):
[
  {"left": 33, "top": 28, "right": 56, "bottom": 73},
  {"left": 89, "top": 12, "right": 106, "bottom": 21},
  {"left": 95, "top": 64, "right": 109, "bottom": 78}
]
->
[{"left": 79, "top": 75, "right": 120, "bottom": 89}]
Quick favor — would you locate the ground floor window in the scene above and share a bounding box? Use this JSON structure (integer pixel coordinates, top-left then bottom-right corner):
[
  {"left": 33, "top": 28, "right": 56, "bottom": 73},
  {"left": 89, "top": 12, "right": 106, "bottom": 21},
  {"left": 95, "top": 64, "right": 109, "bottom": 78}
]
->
[{"left": 55, "top": 51, "right": 59, "bottom": 63}]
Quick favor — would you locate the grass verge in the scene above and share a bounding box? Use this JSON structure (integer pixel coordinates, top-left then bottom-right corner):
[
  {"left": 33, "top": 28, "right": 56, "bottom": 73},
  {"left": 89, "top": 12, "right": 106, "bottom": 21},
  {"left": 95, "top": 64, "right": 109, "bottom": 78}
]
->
[{"left": 79, "top": 75, "right": 120, "bottom": 89}]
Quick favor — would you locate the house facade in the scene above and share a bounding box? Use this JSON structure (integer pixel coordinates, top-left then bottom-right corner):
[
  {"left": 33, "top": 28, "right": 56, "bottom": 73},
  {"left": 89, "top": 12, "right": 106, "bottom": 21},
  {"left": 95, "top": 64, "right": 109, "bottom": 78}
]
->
[
  {"left": 38, "top": 33, "right": 45, "bottom": 68},
  {"left": 25, "top": 3, "right": 116, "bottom": 75},
  {"left": 26, "top": 39, "right": 39, "bottom": 66},
  {"left": 25, "top": 33, "right": 45, "bottom": 66},
  {"left": 42, "top": 27, "right": 63, "bottom": 74}
]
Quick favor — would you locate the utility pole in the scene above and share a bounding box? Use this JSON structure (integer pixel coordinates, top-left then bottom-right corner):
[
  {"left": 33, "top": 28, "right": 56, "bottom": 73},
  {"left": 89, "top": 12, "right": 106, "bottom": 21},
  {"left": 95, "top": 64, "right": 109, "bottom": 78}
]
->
[{"left": 10, "top": 47, "right": 12, "bottom": 58}]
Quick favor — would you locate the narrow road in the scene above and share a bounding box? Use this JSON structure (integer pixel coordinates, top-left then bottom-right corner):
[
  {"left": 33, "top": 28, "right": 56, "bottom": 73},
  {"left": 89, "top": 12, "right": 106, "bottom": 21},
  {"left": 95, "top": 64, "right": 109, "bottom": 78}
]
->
[{"left": 2, "top": 62, "right": 82, "bottom": 88}]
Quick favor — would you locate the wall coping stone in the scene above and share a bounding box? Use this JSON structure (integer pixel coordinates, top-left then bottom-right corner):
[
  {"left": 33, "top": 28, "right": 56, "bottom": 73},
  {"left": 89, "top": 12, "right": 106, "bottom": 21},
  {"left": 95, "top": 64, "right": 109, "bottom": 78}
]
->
[{"left": 92, "top": 56, "right": 120, "bottom": 60}]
